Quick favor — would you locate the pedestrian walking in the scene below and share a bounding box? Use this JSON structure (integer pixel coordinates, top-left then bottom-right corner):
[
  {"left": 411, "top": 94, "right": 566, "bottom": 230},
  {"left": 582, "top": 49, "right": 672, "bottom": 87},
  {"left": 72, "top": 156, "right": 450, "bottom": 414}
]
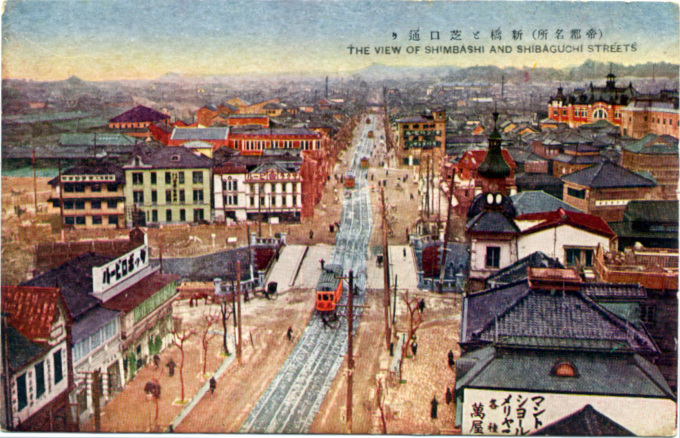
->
[
  {"left": 166, "top": 358, "right": 176, "bottom": 377},
  {"left": 445, "top": 387, "right": 452, "bottom": 405},
  {"left": 153, "top": 354, "right": 161, "bottom": 369},
  {"left": 448, "top": 350, "right": 455, "bottom": 367},
  {"left": 287, "top": 326, "right": 293, "bottom": 342},
  {"left": 320, "top": 259, "right": 325, "bottom": 270},
  {"left": 209, "top": 376, "right": 217, "bottom": 395},
  {"left": 431, "top": 396, "right": 439, "bottom": 419},
  {"left": 411, "top": 340, "right": 418, "bottom": 357},
  {"left": 309, "top": 230, "right": 314, "bottom": 240},
  {"left": 403, "top": 248, "right": 407, "bottom": 258},
  {"left": 410, "top": 193, "right": 414, "bottom": 200},
  {"left": 419, "top": 299, "right": 425, "bottom": 313}
]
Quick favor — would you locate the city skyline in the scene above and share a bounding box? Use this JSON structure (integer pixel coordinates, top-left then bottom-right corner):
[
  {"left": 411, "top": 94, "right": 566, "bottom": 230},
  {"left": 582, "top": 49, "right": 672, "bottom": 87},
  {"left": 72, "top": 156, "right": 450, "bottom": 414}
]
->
[{"left": 2, "top": 0, "right": 679, "bottom": 82}]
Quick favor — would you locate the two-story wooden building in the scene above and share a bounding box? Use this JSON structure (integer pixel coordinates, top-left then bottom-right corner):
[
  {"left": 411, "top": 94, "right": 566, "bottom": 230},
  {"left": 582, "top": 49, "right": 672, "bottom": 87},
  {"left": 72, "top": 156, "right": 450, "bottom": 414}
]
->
[{"left": 2, "top": 286, "right": 75, "bottom": 431}]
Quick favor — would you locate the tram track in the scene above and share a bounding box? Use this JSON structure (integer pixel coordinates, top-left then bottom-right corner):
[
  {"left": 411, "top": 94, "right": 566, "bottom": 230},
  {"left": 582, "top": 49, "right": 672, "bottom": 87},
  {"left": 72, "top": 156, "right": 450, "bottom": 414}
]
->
[{"left": 240, "top": 115, "right": 377, "bottom": 433}]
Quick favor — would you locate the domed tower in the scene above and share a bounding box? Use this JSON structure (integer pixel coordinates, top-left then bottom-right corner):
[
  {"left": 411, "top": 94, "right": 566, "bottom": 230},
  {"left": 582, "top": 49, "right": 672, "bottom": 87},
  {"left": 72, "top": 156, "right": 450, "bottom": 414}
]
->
[{"left": 477, "top": 111, "right": 512, "bottom": 194}]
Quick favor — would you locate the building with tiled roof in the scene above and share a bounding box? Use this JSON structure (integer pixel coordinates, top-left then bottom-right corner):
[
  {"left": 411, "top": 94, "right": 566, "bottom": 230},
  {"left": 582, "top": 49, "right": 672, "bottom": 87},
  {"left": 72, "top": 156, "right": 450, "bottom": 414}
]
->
[
  {"left": 561, "top": 160, "right": 658, "bottom": 222},
  {"left": 46, "top": 162, "right": 126, "bottom": 229},
  {"left": 455, "top": 268, "right": 675, "bottom": 436},
  {"left": 108, "top": 105, "right": 170, "bottom": 129},
  {"left": 2, "top": 286, "right": 75, "bottom": 431},
  {"left": 485, "top": 251, "right": 563, "bottom": 288},
  {"left": 122, "top": 145, "right": 213, "bottom": 226},
  {"left": 515, "top": 208, "right": 616, "bottom": 279},
  {"left": 510, "top": 190, "right": 582, "bottom": 216},
  {"left": 621, "top": 133, "right": 679, "bottom": 199},
  {"left": 168, "top": 127, "right": 230, "bottom": 149},
  {"left": 609, "top": 200, "right": 679, "bottom": 250},
  {"left": 411, "top": 235, "right": 469, "bottom": 291},
  {"left": 531, "top": 404, "right": 634, "bottom": 436},
  {"left": 548, "top": 72, "right": 638, "bottom": 128},
  {"left": 21, "top": 233, "right": 178, "bottom": 424}
]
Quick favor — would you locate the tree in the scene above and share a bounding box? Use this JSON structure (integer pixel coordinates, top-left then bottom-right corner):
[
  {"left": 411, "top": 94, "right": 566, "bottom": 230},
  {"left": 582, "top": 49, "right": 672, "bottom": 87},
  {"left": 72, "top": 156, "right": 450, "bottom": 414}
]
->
[
  {"left": 144, "top": 378, "right": 161, "bottom": 430},
  {"left": 398, "top": 291, "right": 423, "bottom": 380},
  {"left": 200, "top": 311, "right": 221, "bottom": 376},
  {"left": 171, "top": 327, "right": 196, "bottom": 403}
]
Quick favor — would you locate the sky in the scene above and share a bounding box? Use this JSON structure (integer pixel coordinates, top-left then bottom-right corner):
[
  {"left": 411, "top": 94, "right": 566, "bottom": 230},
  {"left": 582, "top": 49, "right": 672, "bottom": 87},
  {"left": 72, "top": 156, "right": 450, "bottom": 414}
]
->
[{"left": 2, "top": 0, "right": 679, "bottom": 81}]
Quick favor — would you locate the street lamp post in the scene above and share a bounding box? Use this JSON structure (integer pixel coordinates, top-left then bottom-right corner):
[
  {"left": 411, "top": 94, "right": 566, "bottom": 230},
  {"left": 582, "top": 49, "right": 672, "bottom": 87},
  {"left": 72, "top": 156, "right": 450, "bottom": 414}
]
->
[{"left": 213, "top": 278, "right": 230, "bottom": 355}]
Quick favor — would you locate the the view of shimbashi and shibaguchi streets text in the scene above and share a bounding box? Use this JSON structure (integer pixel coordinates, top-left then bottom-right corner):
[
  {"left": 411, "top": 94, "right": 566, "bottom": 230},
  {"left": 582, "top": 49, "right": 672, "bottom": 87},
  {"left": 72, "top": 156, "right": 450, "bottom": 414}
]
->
[{"left": 2, "top": 60, "right": 678, "bottom": 435}]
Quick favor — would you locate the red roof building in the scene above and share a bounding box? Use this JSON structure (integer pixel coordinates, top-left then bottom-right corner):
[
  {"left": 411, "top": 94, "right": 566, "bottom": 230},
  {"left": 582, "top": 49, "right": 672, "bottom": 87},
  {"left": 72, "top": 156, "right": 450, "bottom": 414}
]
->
[{"left": 108, "top": 105, "right": 170, "bottom": 130}]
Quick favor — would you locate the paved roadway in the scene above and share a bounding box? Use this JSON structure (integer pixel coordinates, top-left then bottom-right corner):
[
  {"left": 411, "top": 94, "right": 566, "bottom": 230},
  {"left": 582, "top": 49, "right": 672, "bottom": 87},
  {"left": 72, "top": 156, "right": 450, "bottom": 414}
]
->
[{"left": 240, "top": 115, "right": 377, "bottom": 433}]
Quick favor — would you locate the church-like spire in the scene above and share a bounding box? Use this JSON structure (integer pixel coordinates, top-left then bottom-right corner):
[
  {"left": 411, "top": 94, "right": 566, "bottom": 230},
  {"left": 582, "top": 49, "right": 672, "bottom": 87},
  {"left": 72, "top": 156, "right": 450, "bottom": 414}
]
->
[{"left": 478, "top": 111, "right": 511, "bottom": 179}]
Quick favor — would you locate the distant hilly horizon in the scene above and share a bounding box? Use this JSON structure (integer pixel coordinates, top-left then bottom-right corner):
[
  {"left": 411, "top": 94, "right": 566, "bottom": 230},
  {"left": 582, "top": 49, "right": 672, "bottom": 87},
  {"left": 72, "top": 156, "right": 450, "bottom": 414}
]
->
[{"left": 6, "top": 59, "right": 679, "bottom": 86}]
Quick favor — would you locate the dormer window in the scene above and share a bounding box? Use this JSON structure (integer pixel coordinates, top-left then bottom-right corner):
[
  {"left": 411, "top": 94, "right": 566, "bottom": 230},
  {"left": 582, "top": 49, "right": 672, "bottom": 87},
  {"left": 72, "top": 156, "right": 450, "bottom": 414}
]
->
[
  {"left": 551, "top": 361, "right": 579, "bottom": 377},
  {"left": 171, "top": 155, "right": 180, "bottom": 162}
]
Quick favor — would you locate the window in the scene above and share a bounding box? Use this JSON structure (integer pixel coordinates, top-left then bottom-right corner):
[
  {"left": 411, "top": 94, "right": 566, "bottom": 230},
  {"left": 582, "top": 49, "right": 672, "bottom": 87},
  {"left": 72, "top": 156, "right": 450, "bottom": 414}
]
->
[
  {"left": 64, "top": 184, "right": 74, "bottom": 193},
  {"left": 75, "top": 200, "right": 85, "bottom": 210},
  {"left": 75, "top": 216, "right": 86, "bottom": 225},
  {"left": 193, "top": 171, "right": 203, "bottom": 184},
  {"left": 180, "top": 190, "right": 186, "bottom": 204},
  {"left": 567, "top": 187, "right": 586, "bottom": 199},
  {"left": 593, "top": 108, "right": 607, "bottom": 119},
  {"left": 64, "top": 201, "right": 74, "bottom": 210},
  {"left": 640, "top": 305, "right": 656, "bottom": 326},
  {"left": 151, "top": 191, "right": 157, "bottom": 204},
  {"left": 17, "top": 373, "right": 27, "bottom": 411},
  {"left": 193, "top": 190, "right": 203, "bottom": 203},
  {"left": 166, "top": 209, "right": 173, "bottom": 222},
  {"left": 91, "top": 184, "right": 101, "bottom": 192},
  {"left": 92, "top": 215, "right": 102, "bottom": 225},
  {"left": 178, "top": 172, "right": 185, "bottom": 184},
  {"left": 171, "top": 155, "right": 180, "bottom": 162},
  {"left": 271, "top": 196, "right": 276, "bottom": 206},
  {"left": 65, "top": 217, "right": 75, "bottom": 225},
  {"left": 152, "top": 210, "right": 158, "bottom": 222},
  {"left": 551, "top": 361, "right": 578, "bottom": 377},
  {"left": 75, "top": 184, "right": 85, "bottom": 193},
  {"left": 165, "top": 172, "right": 171, "bottom": 184},
  {"left": 54, "top": 350, "right": 63, "bottom": 384},
  {"left": 35, "top": 361, "right": 45, "bottom": 398},
  {"left": 485, "top": 246, "right": 501, "bottom": 268},
  {"left": 194, "top": 209, "right": 204, "bottom": 222},
  {"left": 90, "top": 330, "right": 102, "bottom": 350},
  {"left": 107, "top": 184, "right": 118, "bottom": 192},
  {"left": 232, "top": 180, "right": 238, "bottom": 191},
  {"left": 250, "top": 196, "right": 255, "bottom": 207},
  {"left": 108, "top": 215, "right": 118, "bottom": 225},
  {"left": 565, "top": 248, "right": 594, "bottom": 267},
  {"left": 133, "top": 191, "right": 144, "bottom": 203},
  {"left": 132, "top": 172, "right": 143, "bottom": 185},
  {"left": 166, "top": 189, "right": 172, "bottom": 203},
  {"left": 107, "top": 200, "right": 118, "bottom": 209},
  {"left": 179, "top": 209, "right": 186, "bottom": 222},
  {"left": 89, "top": 199, "right": 102, "bottom": 210},
  {"left": 53, "top": 200, "right": 60, "bottom": 208},
  {"left": 150, "top": 172, "right": 157, "bottom": 185}
]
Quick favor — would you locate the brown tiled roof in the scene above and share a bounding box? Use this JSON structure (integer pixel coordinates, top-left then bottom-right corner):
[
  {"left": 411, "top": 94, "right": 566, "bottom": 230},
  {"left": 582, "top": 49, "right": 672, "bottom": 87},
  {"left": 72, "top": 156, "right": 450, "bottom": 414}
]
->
[
  {"left": 102, "top": 272, "right": 178, "bottom": 313},
  {"left": 1, "top": 286, "right": 72, "bottom": 343}
]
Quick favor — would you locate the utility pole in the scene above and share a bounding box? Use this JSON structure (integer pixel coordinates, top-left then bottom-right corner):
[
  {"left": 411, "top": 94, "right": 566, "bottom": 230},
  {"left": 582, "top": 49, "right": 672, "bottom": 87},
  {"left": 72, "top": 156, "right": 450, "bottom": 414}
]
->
[
  {"left": 32, "top": 148, "right": 38, "bottom": 215},
  {"left": 236, "top": 261, "right": 242, "bottom": 364},
  {"left": 346, "top": 270, "right": 354, "bottom": 433},
  {"left": 1, "top": 312, "right": 14, "bottom": 430},
  {"left": 439, "top": 166, "right": 456, "bottom": 293},
  {"left": 58, "top": 159, "right": 64, "bottom": 234},
  {"left": 380, "top": 187, "right": 391, "bottom": 349},
  {"left": 92, "top": 369, "right": 101, "bottom": 432}
]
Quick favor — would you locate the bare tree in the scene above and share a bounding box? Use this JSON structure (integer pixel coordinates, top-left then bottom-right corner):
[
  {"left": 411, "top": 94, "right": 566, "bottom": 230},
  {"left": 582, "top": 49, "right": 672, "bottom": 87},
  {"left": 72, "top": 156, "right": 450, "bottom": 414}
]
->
[
  {"left": 376, "top": 377, "right": 387, "bottom": 434},
  {"left": 144, "top": 378, "right": 161, "bottom": 430},
  {"left": 398, "top": 291, "right": 423, "bottom": 379},
  {"left": 171, "top": 327, "right": 196, "bottom": 403},
  {"left": 200, "top": 311, "right": 221, "bottom": 376}
]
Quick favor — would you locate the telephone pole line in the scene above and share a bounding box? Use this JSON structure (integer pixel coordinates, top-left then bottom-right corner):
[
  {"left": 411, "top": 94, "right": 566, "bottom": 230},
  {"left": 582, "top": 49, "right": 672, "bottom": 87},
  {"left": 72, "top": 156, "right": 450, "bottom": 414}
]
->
[
  {"left": 380, "top": 187, "right": 391, "bottom": 349},
  {"left": 236, "top": 261, "right": 243, "bottom": 364},
  {"left": 346, "top": 269, "right": 354, "bottom": 433}
]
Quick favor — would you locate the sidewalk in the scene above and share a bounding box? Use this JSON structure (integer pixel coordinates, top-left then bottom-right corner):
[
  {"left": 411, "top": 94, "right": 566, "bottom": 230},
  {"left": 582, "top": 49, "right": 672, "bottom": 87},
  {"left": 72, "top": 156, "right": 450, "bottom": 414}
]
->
[
  {"left": 366, "top": 244, "right": 419, "bottom": 291},
  {"left": 293, "top": 244, "right": 334, "bottom": 288},
  {"left": 265, "top": 244, "right": 307, "bottom": 289}
]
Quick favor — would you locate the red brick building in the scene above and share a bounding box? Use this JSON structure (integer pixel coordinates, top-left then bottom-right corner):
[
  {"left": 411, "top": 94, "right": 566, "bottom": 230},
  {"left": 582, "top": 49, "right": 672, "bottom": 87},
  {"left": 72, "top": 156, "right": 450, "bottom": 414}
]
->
[
  {"left": 621, "top": 92, "right": 679, "bottom": 139},
  {"left": 621, "top": 134, "right": 679, "bottom": 199},
  {"left": 548, "top": 73, "right": 637, "bottom": 128},
  {"left": 227, "top": 127, "right": 322, "bottom": 156}
]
